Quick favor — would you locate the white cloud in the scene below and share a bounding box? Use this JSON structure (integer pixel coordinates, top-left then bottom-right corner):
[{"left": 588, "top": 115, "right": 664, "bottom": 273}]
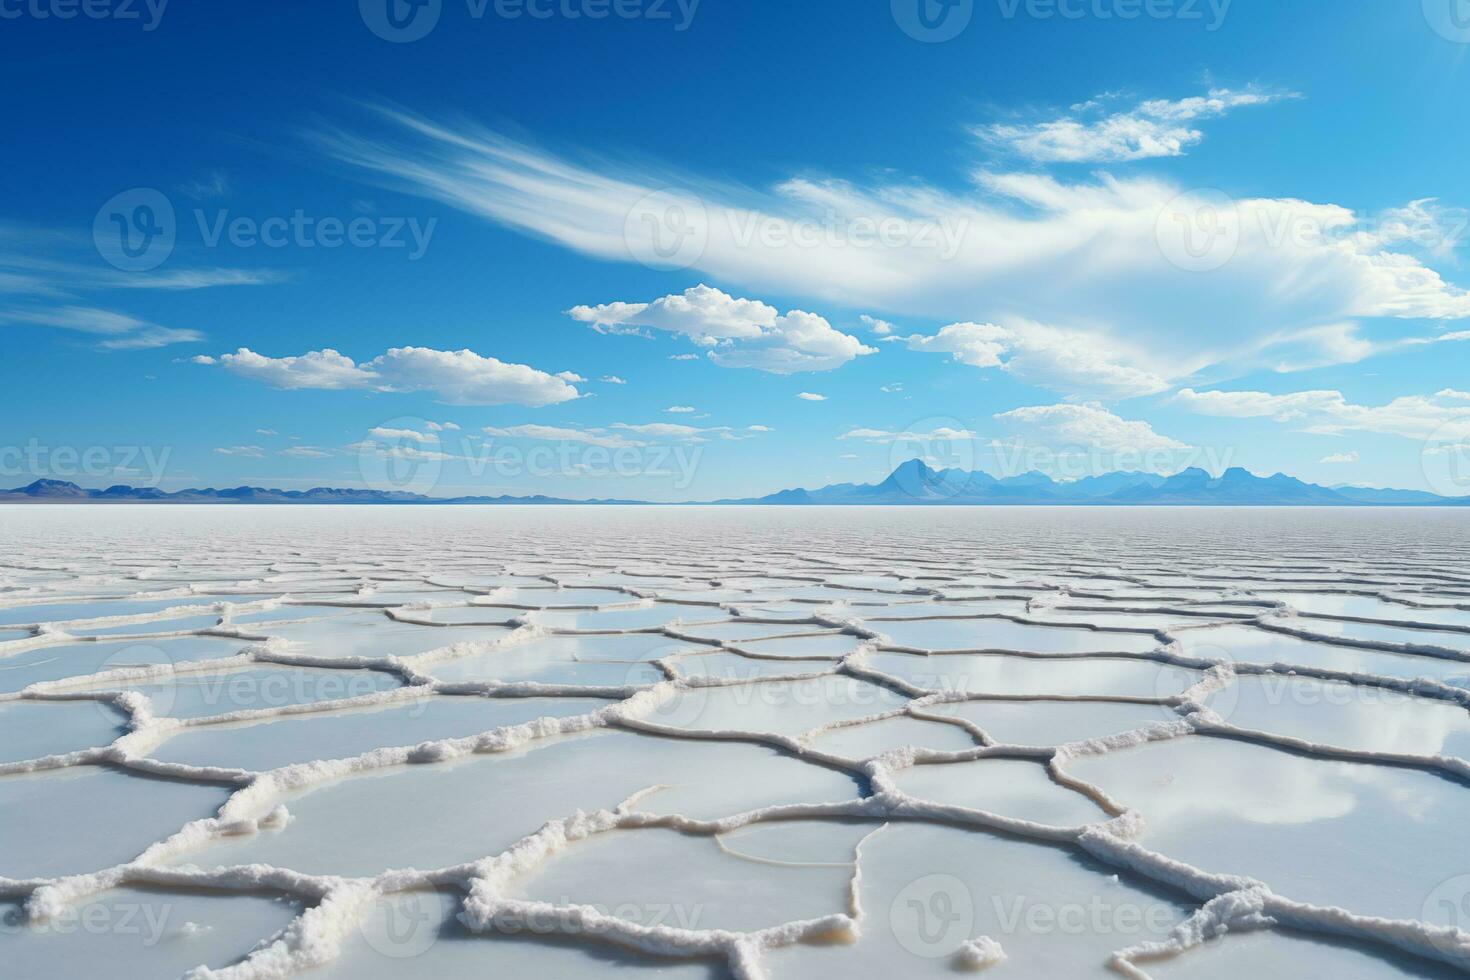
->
[
  {"left": 610, "top": 422, "right": 716, "bottom": 441},
  {"left": 370, "top": 426, "right": 437, "bottom": 443},
  {"left": 665, "top": 405, "right": 697, "bottom": 413},
  {"left": 900, "top": 319, "right": 1169, "bottom": 400},
  {"left": 1321, "top": 451, "right": 1359, "bottom": 464},
  {"left": 425, "top": 421, "right": 460, "bottom": 431},
  {"left": 556, "top": 370, "right": 586, "bottom": 382},
  {"left": 569, "top": 285, "right": 876, "bottom": 375},
  {"left": 1174, "top": 387, "right": 1470, "bottom": 441},
  {"left": 978, "top": 88, "right": 1292, "bottom": 163},
  {"left": 484, "top": 424, "right": 643, "bottom": 449},
  {"left": 860, "top": 314, "right": 895, "bottom": 335},
  {"left": 214, "top": 445, "right": 265, "bottom": 458},
  {"left": 211, "top": 346, "right": 579, "bottom": 407},
  {"left": 599, "top": 375, "right": 627, "bottom": 384},
  {"left": 255, "top": 428, "right": 278, "bottom": 436},
  {"left": 881, "top": 383, "right": 904, "bottom": 393},
  {"left": 840, "top": 426, "right": 979, "bottom": 443},
  {"left": 668, "top": 354, "right": 700, "bottom": 361},
  {"left": 320, "top": 106, "right": 1470, "bottom": 394},
  {"left": 0, "top": 306, "right": 204, "bottom": 350},
  {"left": 747, "top": 425, "right": 773, "bottom": 432},
  {"left": 280, "top": 446, "right": 333, "bottom": 459},
  {"left": 797, "top": 392, "right": 826, "bottom": 401},
  {"left": 994, "top": 403, "right": 1190, "bottom": 454}
]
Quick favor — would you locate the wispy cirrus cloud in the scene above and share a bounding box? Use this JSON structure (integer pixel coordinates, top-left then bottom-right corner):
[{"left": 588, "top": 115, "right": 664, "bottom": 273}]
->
[{"left": 314, "top": 104, "right": 1469, "bottom": 397}]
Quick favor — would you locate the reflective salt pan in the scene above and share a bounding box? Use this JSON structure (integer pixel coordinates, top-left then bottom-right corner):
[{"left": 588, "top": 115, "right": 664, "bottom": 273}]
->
[
  {"left": 1207, "top": 674, "right": 1470, "bottom": 760},
  {"left": 893, "top": 758, "right": 1110, "bottom": 827},
  {"left": 425, "top": 635, "right": 692, "bottom": 686},
  {"left": 260, "top": 614, "right": 514, "bottom": 660},
  {"left": 0, "top": 887, "right": 301, "bottom": 980},
  {"left": 73, "top": 665, "right": 402, "bottom": 719},
  {"left": 672, "top": 652, "right": 838, "bottom": 682},
  {"left": 145, "top": 695, "right": 611, "bottom": 772},
  {"left": 866, "top": 652, "right": 1199, "bottom": 699},
  {"left": 0, "top": 700, "right": 126, "bottom": 763},
  {"left": 0, "top": 635, "right": 250, "bottom": 695},
  {"left": 0, "top": 767, "right": 231, "bottom": 879},
  {"left": 872, "top": 618, "right": 1160, "bottom": 654},
  {"left": 767, "top": 822, "right": 1188, "bottom": 978},
  {"left": 513, "top": 825, "right": 860, "bottom": 932},
  {"left": 927, "top": 699, "right": 1175, "bottom": 747},
  {"left": 1140, "top": 925, "right": 1464, "bottom": 980},
  {"left": 802, "top": 715, "right": 977, "bottom": 759},
  {"left": 1173, "top": 624, "right": 1470, "bottom": 687},
  {"left": 171, "top": 732, "right": 857, "bottom": 877},
  {"left": 647, "top": 676, "right": 909, "bottom": 738},
  {"left": 528, "top": 605, "right": 729, "bottom": 630},
  {"left": 311, "top": 889, "right": 726, "bottom": 980},
  {"left": 1061, "top": 734, "right": 1470, "bottom": 924}
]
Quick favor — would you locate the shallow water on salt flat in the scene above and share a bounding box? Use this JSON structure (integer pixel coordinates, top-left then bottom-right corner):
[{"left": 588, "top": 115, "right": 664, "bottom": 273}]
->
[
  {"left": 0, "top": 767, "right": 231, "bottom": 879},
  {"left": 872, "top": 616, "right": 1162, "bottom": 654},
  {"left": 802, "top": 714, "right": 978, "bottom": 758},
  {"left": 513, "top": 824, "right": 862, "bottom": 932},
  {"left": 1062, "top": 734, "right": 1470, "bottom": 924},
  {"left": 1172, "top": 624, "right": 1470, "bottom": 687},
  {"left": 927, "top": 699, "right": 1175, "bottom": 747},
  {"left": 866, "top": 650, "right": 1200, "bottom": 698},
  {"left": 145, "top": 695, "right": 612, "bottom": 771},
  {"left": 0, "top": 887, "right": 301, "bottom": 980},
  {"left": 6, "top": 505, "right": 1470, "bottom": 979},
  {"left": 169, "top": 731, "right": 858, "bottom": 877},
  {"left": 766, "top": 822, "right": 1190, "bottom": 978},
  {"left": 312, "top": 889, "right": 728, "bottom": 980},
  {"left": 1141, "top": 926, "right": 1464, "bottom": 979},
  {"left": 1208, "top": 674, "right": 1470, "bottom": 759},
  {"left": 0, "top": 699, "right": 127, "bottom": 762},
  {"left": 0, "top": 635, "right": 251, "bottom": 695},
  {"left": 892, "top": 758, "right": 1111, "bottom": 827}
]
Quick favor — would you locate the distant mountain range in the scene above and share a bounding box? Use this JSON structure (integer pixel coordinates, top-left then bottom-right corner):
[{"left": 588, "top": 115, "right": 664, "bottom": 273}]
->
[{"left": 4, "top": 462, "right": 1467, "bottom": 506}]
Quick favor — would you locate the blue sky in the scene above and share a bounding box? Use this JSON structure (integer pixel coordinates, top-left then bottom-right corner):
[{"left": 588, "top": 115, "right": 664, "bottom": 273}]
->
[{"left": 3, "top": 0, "right": 1470, "bottom": 500}]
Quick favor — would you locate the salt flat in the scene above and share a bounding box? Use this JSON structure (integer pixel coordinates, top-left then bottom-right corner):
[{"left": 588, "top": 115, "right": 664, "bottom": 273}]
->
[{"left": 1, "top": 505, "right": 1469, "bottom": 979}]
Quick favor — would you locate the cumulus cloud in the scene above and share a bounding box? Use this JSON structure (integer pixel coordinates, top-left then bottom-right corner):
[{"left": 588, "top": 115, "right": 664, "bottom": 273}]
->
[
  {"left": 977, "top": 88, "right": 1292, "bottom": 163},
  {"left": 1321, "top": 451, "right": 1360, "bottom": 464},
  {"left": 797, "top": 392, "right": 826, "bottom": 401},
  {"left": 568, "top": 284, "right": 876, "bottom": 374},
  {"left": 1174, "top": 387, "right": 1470, "bottom": 441},
  {"left": 899, "top": 319, "right": 1169, "bottom": 400},
  {"left": 665, "top": 405, "right": 697, "bottom": 413},
  {"left": 860, "top": 314, "right": 895, "bottom": 335},
  {"left": 994, "top": 403, "right": 1190, "bottom": 454},
  {"left": 209, "top": 346, "right": 580, "bottom": 407}
]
